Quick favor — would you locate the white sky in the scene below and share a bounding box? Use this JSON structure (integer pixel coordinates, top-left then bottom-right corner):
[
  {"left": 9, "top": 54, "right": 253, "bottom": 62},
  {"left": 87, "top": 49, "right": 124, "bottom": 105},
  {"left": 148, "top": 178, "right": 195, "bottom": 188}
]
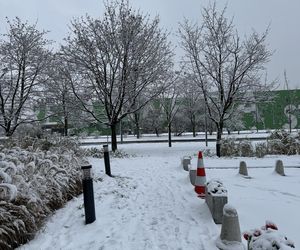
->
[{"left": 0, "top": 0, "right": 299, "bottom": 89}]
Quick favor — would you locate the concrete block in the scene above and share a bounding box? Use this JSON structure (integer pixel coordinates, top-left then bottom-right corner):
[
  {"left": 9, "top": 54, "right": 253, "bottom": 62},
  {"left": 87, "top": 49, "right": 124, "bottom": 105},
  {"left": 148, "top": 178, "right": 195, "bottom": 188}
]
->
[
  {"left": 216, "top": 204, "right": 245, "bottom": 250},
  {"left": 239, "top": 161, "right": 248, "bottom": 176},
  {"left": 182, "top": 157, "right": 191, "bottom": 171},
  {"left": 189, "top": 169, "right": 196, "bottom": 186},
  {"left": 275, "top": 159, "right": 285, "bottom": 176},
  {"left": 205, "top": 180, "right": 228, "bottom": 224}
]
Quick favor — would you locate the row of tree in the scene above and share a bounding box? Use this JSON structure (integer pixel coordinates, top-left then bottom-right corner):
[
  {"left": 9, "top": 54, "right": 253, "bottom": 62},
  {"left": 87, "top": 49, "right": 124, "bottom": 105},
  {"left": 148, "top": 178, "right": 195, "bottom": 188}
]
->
[{"left": 0, "top": 1, "right": 272, "bottom": 156}]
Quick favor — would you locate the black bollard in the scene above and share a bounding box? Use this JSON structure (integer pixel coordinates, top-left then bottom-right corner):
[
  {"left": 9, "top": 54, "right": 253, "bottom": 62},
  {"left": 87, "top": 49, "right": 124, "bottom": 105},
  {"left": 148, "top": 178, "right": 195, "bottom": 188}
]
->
[
  {"left": 103, "top": 144, "right": 112, "bottom": 177},
  {"left": 81, "top": 164, "right": 96, "bottom": 224}
]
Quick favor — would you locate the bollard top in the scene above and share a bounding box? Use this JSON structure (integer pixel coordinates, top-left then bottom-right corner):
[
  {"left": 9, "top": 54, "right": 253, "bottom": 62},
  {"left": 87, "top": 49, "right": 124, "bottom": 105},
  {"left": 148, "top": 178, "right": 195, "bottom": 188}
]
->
[
  {"left": 198, "top": 151, "right": 203, "bottom": 159},
  {"left": 223, "top": 204, "right": 238, "bottom": 217},
  {"left": 239, "top": 161, "right": 247, "bottom": 167},
  {"left": 81, "top": 164, "right": 92, "bottom": 179},
  {"left": 103, "top": 144, "right": 109, "bottom": 152},
  {"left": 275, "top": 159, "right": 283, "bottom": 166},
  {"left": 81, "top": 164, "right": 92, "bottom": 170}
]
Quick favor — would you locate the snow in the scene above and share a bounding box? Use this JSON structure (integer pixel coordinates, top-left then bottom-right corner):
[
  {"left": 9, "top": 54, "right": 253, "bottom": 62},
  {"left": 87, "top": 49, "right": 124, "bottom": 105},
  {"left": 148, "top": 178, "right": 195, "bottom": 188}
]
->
[
  {"left": 223, "top": 204, "right": 238, "bottom": 217},
  {"left": 0, "top": 183, "right": 18, "bottom": 201},
  {"left": 243, "top": 221, "right": 295, "bottom": 249},
  {"left": 206, "top": 179, "right": 227, "bottom": 196},
  {"left": 18, "top": 141, "right": 300, "bottom": 250},
  {"left": 79, "top": 131, "right": 273, "bottom": 144},
  {"left": 215, "top": 237, "right": 245, "bottom": 250}
]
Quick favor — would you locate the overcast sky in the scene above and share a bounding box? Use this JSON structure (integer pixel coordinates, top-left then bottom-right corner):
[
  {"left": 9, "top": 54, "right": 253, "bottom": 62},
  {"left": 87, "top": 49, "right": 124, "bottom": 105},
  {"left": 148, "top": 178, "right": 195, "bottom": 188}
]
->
[{"left": 0, "top": 0, "right": 299, "bottom": 89}]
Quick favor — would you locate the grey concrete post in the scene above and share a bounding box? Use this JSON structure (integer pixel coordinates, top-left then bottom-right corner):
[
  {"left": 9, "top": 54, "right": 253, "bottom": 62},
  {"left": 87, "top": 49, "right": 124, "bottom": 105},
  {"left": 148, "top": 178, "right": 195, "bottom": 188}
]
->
[
  {"left": 239, "top": 161, "right": 248, "bottom": 176},
  {"left": 182, "top": 156, "right": 191, "bottom": 171},
  {"left": 275, "top": 159, "right": 285, "bottom": 176},
  {"left": 205, "top": 180, "right": 228, "bottom": 224},
  {"left": 189, "top": 169, "right": 196, "bottom": 186},
  {"left": 216, "top": 204, "right": 245, "bottom": 250}
]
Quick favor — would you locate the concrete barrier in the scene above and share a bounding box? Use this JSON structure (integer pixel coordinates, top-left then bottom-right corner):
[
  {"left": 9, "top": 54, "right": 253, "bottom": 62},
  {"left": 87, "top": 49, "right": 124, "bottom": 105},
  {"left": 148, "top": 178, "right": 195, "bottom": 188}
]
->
[
  {"left": 189, "top": 169, "right": 196, "bottom": 186},
  {"left": 216, "top": 204, "right": 245, "bottom": 250},
  {"left": 275, "top": 159, "right": 285, "bottom": 176},
  {"left": 205, "top": 179, "right": 228, "bottom": 224},
  {"left": 238, "top": 161, "right": 248, "bottom": 176},
  {"left": 182, "top": 156, "right": 191, "bottom": 171}
]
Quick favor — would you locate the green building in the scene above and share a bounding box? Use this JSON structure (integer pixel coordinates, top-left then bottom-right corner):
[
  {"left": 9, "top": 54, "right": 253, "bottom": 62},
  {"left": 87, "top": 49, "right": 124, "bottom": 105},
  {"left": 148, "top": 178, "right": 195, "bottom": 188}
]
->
[{"left": 241, "top": 89, "right": 300, "bottom": 130}]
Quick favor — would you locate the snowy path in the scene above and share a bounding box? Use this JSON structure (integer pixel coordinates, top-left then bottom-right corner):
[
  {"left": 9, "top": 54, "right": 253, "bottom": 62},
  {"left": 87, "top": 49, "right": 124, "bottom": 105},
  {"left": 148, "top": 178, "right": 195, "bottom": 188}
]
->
[
  {"left": 19, "top": 142, "right": 300, "bottom": 249},
  {"left": 106, "top": 157, "right": 218, "bottom": 250},
  {"left": 19, "top": 153, "right": 219, "bottom": 250}
]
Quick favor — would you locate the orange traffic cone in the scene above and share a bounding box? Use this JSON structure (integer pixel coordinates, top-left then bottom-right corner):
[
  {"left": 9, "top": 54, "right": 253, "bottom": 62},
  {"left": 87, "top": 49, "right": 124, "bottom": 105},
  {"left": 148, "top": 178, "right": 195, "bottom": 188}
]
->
[{"left": 194, "top": 151, "right": 206, "bottom": 198}]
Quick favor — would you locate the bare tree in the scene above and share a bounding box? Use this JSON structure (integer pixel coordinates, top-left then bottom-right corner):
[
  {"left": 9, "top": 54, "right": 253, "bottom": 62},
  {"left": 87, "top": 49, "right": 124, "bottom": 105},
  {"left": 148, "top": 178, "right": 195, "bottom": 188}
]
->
[
  {"left": 62, "top": 0, "right": 173, "bottom": 151},
  {"left": 179, "top": 73, "right": 203, "bottom": 137},
  {"left": 44, "top": 53, "right": 83, "bottom": 136},
  {"left": 142, "top": 99, "right": 164, "bottom": 137},
  {"left": 127, "top": 94, "right": 147, "bottom": 139},
  {"left": 179, "top": 3, "right": 272, "bottom": 156},
  {"left": 0, "top": 18, "right": 52, "bottom": 136},
  {"left": 160, "top": 73, "right": 181, "bottom": 147}
]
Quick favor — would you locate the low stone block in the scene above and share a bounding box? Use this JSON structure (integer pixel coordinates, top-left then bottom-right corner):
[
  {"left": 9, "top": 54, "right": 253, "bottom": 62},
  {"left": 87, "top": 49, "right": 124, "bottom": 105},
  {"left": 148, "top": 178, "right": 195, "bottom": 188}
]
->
[
  {"left": 239, "top": 161, "right": 248, "bottom": 176},
  {"left": 205, "top": 179, "right": 228, "bottom": 224},
  {"left": 216, "top": 204, "right": 244, "bottom": 250},
  {"left": 182, "top": 157, "right": 191, "bottom": 171},
  {"left": 189, "top": 169, "right": 196, "bottom": 186},
  {"left": 275, "top": 159, "right": 285, "bottom": 176}
]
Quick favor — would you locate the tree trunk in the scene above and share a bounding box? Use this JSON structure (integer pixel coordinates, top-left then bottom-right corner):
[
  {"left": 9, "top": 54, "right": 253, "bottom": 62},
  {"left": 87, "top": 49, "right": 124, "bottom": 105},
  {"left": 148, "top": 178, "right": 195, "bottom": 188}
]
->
[
  {"left": 111, "top": 123, "right": 118, "bottom": 152},
  {"left": 5, "top": 129, "right": 13, "bottom": 137},
  {"left": 64, "top": 116, "right": 68, "bottom": 136},
  {"left": 209, "top": 123, "right": 213, "bottom": 135},
  {"left": 192, "top": 122, "right": 196, "bottom": 137},
  {"left": 168, "top": 123, "right": 172, "bottom": 147},
  {"left": 191, "top": 115, "right": 196, "bottom": 137},
  {"left": 155, "top": 128, "right": 159, "bottom": 137},
  {"left": 134, "top": 113, "right": 140, "bottom": 139},
  {"left": 216, "top": 126, "right": 223, "bottom": 157},
  {"left": 5, "top": 122, "right": 13, "bottom": 137}
]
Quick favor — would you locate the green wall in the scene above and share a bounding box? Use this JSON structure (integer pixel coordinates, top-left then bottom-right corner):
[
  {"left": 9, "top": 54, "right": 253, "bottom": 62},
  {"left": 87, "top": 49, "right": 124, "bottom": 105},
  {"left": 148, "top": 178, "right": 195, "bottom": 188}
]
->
[{"left": 241, "top": 89, "right": 300, "bottom": 130}]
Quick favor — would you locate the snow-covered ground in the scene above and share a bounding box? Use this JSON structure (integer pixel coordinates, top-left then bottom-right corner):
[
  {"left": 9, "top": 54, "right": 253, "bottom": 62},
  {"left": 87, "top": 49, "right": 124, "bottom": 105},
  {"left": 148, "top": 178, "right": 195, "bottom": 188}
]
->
[
  {"left": 19, "top": 142, "right": 300, "bottom": 250},
  {"left": 79, "top": 130, "right": 274, "bottom": 144}
]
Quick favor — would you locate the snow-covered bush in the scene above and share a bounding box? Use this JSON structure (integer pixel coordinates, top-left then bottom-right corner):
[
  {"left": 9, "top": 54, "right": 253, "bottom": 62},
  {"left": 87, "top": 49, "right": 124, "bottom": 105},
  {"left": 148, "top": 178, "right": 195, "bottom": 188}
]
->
[
  {"left": 0, "top": 143, "right": 83, "bottom": 249},
  {"left": 268, "top": 130, "right": 298, "bottom": 155},
  {"left": 221, "top": 138, "right": 239, "bottom": 156},
  {"left": 296, "top": 132, "right": 300, "bottom": 153},
  {"left": 221, "top": 138, "right": 254, "bottom": 157},
  {"left": 239, "top": 140, "right": 254, "bottom": 157},
  {"left": 221, "top": 130, "right": 300, "bottom": 158},
  {"left": 243, "top": 221, "right": 295, "bottom": 250},
  {"left": 206, "top": 179, "right": 227, "bottom": 196},
  {"left": 15, "top": 124, "right": 44, "bottom": 139},
  {"left": 202, "top": 149, "right": 214, "bottom": 157},
  {"left": 84, "top": 147, "right": 131, "bottom": 158},
  {"left": 2, "top": 135, "right": 84, "bottom": 157},
  {"left": 255, "top": 142, "right": 269, "bottom": 158}
]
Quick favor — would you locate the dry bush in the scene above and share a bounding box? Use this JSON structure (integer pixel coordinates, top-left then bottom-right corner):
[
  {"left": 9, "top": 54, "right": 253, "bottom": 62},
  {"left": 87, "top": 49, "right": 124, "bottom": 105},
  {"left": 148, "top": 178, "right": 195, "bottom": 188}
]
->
[
  {"left": 221, "top": 130, "right": 300, "bottom": 158},
  {"left": 255, "top": 142, "right": 268, "bottom": 158},
  {"left": 0, "top": 141, "right": 83, "bottom": 249},
  {"left": 221, "top": 138, "right": 239, "bottom": 157},
  {"left": 267, "top": 130, "right": 298, "bottom": 155},
  {"left": 221, "top": 138, "right": 253, "bottom": 157},
  {"left": 239, "top": 140, "right": 254, "bottom": 157},
  {"left": 84, "top": 147, "right": 131, "bottom": 158}
]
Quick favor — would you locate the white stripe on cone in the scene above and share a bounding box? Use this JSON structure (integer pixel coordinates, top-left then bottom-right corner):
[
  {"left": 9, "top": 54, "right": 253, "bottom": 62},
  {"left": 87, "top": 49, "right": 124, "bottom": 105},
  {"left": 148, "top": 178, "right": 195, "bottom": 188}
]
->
[
  {"left": 194, "top": 151, "right": 206, "bottom": 198},
  {"left": 195, "top": 176, "right": 206, "bottom": 186}
]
